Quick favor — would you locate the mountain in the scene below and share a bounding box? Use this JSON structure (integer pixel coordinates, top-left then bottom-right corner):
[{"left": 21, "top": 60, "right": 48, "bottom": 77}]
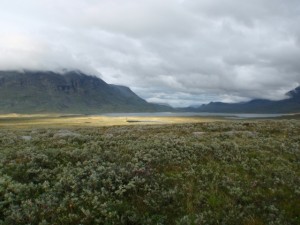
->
[
  {"left": 0, "top": 70, "right": 172, "bottom": 114},
  {"left": 2, "top": 70, "right": 299, "bottom": 114},
  {"left": 189, "top": 86, "right": 300, "bottom": 113}
]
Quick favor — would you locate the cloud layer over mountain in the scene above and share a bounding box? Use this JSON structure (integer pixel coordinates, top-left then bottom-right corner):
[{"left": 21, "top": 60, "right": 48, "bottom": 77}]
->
[{"left": 1, "top": 0, "right": 300, "bottom": 106}]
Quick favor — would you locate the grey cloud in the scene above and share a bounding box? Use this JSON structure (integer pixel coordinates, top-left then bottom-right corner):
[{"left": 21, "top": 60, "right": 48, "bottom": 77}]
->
[{"left": 0, "top": 0, "right": 300, "bottom": 107}]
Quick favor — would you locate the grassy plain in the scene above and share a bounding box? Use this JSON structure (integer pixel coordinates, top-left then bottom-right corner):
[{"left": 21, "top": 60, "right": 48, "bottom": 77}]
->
[
  {"left": 0, "top": 114, "right": 299, "bottom": 224},
  {"left": 0, "top": 113, "right": 225, "bottom": 128}
]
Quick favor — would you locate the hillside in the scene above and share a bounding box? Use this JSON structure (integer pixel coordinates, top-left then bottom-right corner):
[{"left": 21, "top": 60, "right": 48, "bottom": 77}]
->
[
  {"left": 0, "top": 71, "right": 171, "bottom": 114},
  {"left": 188, "top": 86, "right": 300, "bottom": 113}
]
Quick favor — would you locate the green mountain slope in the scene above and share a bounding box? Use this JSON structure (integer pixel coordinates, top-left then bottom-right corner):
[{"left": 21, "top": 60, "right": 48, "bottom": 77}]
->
[{"left": 0, "top": 70, "right": 172, "bottom": 113}]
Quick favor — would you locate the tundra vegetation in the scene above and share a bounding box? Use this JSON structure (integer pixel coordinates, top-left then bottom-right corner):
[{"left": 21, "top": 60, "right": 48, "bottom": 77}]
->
[{"left": 0, "top": 119, "right": 299, "bottom": 224}]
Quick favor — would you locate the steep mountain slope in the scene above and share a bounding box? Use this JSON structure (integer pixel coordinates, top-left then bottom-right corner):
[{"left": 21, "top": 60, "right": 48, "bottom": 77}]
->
[
  {"left": 0, "top": 70, "right": 171, "bottom": 113},
  {"left": 192, "top": 86, "right": 300, "bottom": 113}
]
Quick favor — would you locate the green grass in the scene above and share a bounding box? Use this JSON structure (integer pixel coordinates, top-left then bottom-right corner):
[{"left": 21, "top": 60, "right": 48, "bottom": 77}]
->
[
  {"left": 0, "top": 113, "right": 225, "bottom": 128},
  {"left": 0, "top": 119, "right": 299, "bottom": 224}
]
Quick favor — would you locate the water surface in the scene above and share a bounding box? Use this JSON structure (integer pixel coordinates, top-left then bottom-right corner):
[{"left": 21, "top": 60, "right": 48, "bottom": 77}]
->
[{"left": 102, "top": 112, "right": 285, "bottom": 119}]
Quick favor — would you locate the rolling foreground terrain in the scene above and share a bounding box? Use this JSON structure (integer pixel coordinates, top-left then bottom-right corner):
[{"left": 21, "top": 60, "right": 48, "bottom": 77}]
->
[
  {"left": 0, "top": 119, "right": 299, "bottom": 224},
  {"left": 0, "top": 71, "right": 171, "bottom": 114}
]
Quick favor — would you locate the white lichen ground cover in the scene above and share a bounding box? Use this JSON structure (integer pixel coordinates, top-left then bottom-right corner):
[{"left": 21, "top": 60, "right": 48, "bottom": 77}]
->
[{"left": 0, "top": 120, "right": 299, "bottom": 224}]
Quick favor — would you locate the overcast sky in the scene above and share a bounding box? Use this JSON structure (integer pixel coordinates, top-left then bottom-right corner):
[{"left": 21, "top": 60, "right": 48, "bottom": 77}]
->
[{"left": 1, "top": 0, "right": 300, "bottom": 107}]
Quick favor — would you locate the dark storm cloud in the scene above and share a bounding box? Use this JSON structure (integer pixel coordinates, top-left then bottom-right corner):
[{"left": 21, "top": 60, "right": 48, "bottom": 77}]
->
[{"left": 0, "top": 0, "right": 299, "bottom": 106}]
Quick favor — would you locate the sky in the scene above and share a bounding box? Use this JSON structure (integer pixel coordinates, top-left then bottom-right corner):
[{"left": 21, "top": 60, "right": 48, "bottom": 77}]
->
[{"left": 0, "top": 0, "right": 300, "bottom": 107}]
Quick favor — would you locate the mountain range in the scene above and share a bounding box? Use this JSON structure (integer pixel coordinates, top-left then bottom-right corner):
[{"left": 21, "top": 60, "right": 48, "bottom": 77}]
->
[
  {"left": 0, "top": 70, "right": 299, "bottom": 114},
  {"left": 185, "top": 86, "right": 300, "bottom": 113},
  {"left": 0, "top": 70, "right": 171, "bottom": 114}
]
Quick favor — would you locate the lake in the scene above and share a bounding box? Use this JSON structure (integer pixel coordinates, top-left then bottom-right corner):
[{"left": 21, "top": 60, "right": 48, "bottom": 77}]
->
[{"left": 102, "top": 112, "right": 285, "bottom": 119}]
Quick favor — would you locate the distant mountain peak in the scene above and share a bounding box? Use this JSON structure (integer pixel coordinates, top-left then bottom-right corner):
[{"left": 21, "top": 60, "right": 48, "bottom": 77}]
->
[
  {"left": 185, "top": 85, "right": 300, "bottom": 113},
  {"left": 287, "top": 86, "right": 300, "bottom": 98}
]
